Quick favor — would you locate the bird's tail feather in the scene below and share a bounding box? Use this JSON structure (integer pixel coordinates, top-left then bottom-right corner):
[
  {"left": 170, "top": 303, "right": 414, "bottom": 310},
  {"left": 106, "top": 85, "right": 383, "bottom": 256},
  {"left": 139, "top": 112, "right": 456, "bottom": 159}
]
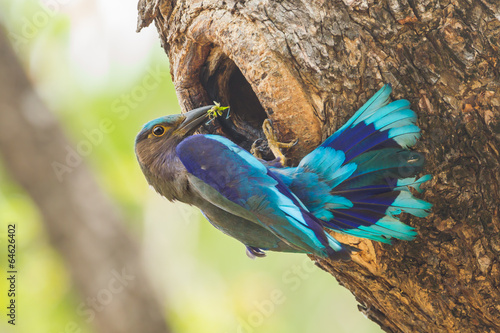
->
[{"left": 298, "top": 84, "right": 432, "bottom": 243}]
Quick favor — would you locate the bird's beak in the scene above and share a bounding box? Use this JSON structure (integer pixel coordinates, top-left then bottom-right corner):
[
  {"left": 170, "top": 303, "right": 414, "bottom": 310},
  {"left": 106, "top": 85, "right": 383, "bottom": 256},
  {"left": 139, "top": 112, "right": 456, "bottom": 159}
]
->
[{"left": 176, "top": 105, "right": 213, "bottom": 136}]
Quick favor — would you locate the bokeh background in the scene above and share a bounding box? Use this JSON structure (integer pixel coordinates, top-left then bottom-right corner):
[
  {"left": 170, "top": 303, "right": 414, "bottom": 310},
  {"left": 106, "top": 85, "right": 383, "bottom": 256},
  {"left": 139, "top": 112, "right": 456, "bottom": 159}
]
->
[{"left": 0, "top": 1, "right": 381, "bottom": 332}]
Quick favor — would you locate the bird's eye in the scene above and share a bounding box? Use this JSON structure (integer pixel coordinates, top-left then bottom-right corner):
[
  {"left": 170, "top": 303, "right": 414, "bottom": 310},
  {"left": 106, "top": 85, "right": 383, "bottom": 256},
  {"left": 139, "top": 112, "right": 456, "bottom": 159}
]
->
[{"left": 152, "top": 125, "right": 166, "bottom": 137}]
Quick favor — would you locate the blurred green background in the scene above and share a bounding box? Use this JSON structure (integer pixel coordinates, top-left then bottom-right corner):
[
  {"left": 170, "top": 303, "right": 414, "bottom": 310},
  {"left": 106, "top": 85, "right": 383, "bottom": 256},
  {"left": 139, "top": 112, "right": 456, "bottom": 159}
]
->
[{"left": 0, "top": 1, "right": 381, "bottom": 332}]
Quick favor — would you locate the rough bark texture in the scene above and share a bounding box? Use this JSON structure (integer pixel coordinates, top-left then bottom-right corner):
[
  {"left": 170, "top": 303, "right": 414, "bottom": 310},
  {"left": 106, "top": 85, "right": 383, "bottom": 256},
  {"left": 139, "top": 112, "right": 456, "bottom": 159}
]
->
[
  {"left": 137, "top": 1, "right": 500, "bottom": 332},
  {"left": 0, "top": 28, "right": 170, "bottom": 333}
]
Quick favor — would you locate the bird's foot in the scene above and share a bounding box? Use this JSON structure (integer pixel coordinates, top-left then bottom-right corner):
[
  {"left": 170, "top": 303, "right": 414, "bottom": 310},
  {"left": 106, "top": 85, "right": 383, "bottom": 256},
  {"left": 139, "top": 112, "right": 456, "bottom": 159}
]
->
[
  {"left": 250, "top": 139, "right": 264, "bottom": 159},
  {"left": 261, "top": 119, "right": 298, "bottom": 166},
  {"left": 246, "top": 246, "right": 267, "bottom": 259}
]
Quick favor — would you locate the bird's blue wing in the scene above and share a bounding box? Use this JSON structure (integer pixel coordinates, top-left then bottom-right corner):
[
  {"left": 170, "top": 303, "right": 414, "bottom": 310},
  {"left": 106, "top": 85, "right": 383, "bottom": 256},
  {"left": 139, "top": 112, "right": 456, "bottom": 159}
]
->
[
  {"left": 276, "top": 84, "right": 432, "bottom": 243},
  {"left": 176, "top": 134, "right": 349, "bottom": 260}
]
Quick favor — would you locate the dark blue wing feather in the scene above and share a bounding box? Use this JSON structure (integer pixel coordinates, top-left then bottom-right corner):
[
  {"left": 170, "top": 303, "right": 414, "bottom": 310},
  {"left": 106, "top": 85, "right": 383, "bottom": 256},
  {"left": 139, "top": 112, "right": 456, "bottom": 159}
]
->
[
  {"left": 273, "top": 84, "right": 432, "bottom": 243},
  {"left": 176, "top": 134, "right": 348, "bottom": 259}
]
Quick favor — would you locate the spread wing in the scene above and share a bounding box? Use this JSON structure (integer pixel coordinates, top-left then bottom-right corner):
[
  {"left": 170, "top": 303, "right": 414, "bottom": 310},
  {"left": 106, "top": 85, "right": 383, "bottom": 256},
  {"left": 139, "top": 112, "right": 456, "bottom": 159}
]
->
[{"left": 176, "top": 134, "right": 350, "bottom": 260}]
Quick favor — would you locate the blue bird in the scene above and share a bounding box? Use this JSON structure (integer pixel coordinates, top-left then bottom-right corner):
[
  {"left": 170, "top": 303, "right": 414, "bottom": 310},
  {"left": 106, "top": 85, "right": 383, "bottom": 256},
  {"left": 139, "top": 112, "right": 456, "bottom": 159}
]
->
[{"left": 135, "top": 85, "right": 432, "bottom": 261}]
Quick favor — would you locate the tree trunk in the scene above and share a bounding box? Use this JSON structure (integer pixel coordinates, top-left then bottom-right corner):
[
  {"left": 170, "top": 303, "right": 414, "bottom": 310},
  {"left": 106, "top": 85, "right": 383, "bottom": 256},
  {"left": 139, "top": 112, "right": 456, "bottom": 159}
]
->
[
  {"left": 137, "top": 1, "right": 500, "bottom": 332},
  {"left": 0, "top": 27, "right": 170, "bottom": 333}
]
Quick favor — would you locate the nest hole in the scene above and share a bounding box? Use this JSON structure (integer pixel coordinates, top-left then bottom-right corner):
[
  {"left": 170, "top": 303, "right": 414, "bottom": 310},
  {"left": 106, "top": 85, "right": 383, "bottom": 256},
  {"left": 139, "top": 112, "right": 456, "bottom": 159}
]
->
[{"left": 200, "top": 47, "right": 271, "bottom": 156}]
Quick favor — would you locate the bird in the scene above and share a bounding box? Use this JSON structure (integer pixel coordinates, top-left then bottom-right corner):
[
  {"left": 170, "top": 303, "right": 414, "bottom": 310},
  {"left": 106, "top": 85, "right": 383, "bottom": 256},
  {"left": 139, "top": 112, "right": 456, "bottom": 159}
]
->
[{"left": 135, "top": 84, "right": 432, "bottom": 261}]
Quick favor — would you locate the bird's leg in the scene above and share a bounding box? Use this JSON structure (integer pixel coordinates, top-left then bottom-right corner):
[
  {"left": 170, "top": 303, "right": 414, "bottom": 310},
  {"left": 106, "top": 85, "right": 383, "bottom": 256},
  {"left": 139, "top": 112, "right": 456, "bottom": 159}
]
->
[
  {"left": 261, "top": 119, "right": 298, "bottom": 166},
  {"left": 250, "top": 140, "right": 264, "bottom": 159}
]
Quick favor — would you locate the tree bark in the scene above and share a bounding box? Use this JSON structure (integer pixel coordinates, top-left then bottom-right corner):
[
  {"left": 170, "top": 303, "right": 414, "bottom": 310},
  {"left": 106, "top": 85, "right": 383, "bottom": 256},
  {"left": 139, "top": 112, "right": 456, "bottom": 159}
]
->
[
  {"left": 0, "top": 28, "right": 170, "bottom": 333},
  {"left": 137, "top": 0, "right": 500, "bottom": 332}
]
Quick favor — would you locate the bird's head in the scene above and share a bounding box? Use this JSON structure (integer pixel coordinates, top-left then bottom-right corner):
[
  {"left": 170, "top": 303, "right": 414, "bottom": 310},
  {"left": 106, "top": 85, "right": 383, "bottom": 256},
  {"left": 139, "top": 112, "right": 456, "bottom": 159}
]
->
[{"left": 135, "top": 106, "right": 213, "bottom": 199}]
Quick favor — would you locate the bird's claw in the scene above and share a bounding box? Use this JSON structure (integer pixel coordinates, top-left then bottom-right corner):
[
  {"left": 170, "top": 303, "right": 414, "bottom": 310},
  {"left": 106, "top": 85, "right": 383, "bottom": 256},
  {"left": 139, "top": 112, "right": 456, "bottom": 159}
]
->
[
  {"left": 275, "top": 138, "right": 299, "bottom": 149},
  {"left": 250, "top": 140, "right": 264, "bottom": 159},
  {"left": 262, "top": 119, "right": 298, "bottom": 166},
  {"left": 246, "top": 246, "right": 267, "bottom": 259}
]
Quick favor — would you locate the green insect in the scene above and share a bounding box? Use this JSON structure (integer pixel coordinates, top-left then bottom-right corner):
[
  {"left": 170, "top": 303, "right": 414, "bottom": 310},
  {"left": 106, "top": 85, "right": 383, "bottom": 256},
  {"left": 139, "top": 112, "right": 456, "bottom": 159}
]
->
[{"left": 207, "top": 102, "right": 229, "bottom": 119}]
